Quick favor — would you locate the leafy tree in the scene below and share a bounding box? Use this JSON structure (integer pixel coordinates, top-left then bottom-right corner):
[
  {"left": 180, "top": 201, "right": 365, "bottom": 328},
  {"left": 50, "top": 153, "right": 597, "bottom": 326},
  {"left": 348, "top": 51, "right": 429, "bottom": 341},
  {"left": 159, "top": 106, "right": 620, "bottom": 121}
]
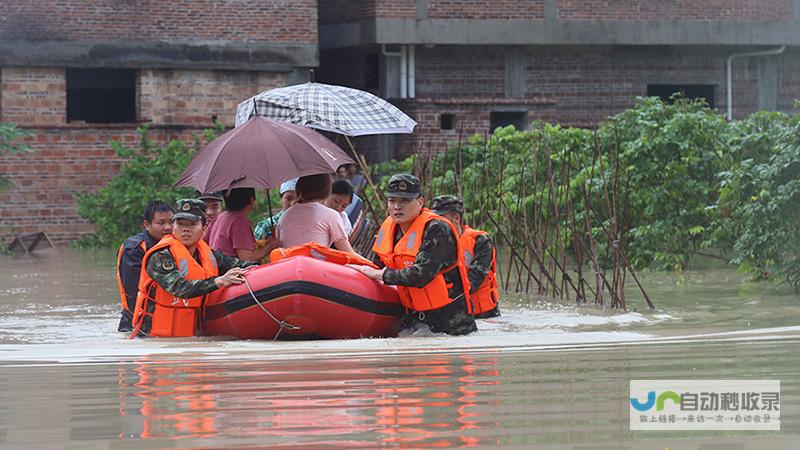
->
[
  {"left": 595, "top": 97, "right": 730, "bottom": 269},
  {"left": 710, "top": 111, "right": 800, "bottom": 289},
  {"left": 75, "top": 125, "right": 221, "bottom": 247}
]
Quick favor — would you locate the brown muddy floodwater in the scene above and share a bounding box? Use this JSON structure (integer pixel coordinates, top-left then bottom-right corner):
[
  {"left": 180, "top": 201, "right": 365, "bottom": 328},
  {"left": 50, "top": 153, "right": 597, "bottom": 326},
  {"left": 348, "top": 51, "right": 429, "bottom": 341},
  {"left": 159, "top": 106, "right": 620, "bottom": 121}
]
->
[{"left": 0, "top": 248, "right": 798, "bottom": 449}]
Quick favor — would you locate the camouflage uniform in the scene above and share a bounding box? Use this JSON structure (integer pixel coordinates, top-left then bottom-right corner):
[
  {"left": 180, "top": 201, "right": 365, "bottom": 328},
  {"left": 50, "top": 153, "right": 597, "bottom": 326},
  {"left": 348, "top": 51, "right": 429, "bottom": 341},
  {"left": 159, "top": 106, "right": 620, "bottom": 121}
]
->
[
  {"left": 146, "top": 198, "right": 257, "bottom": 299},
  {"left": 145, "top": 248, "right": 256, "bottom": 299},
  {"left": 432, "top": 194, "right": 500, "bottom": 318},
  {"left": 375, "top": 174, "right": 477, "bottom": 336}
]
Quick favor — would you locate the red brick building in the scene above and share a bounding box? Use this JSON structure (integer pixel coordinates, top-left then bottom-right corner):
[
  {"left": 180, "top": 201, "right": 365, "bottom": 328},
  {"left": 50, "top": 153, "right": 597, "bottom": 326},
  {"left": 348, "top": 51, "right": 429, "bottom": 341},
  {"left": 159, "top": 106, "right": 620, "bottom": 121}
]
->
[
  {"left": 0, "top": 0, "right": 317, "bottom": 242},
  {"left": 2, "top": 1, "right": 800, "bottom": 242},
  {"left": 317, "top": 0, "right": 800, "bottom": 159}
]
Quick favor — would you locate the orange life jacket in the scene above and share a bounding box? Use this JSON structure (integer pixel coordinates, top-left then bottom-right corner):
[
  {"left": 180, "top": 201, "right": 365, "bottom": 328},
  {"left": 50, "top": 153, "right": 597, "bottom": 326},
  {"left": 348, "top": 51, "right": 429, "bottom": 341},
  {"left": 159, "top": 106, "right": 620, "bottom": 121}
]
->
[
  {"left": 460, "top": 226, "right": 500, "bottom": 315},
  {"left": 131, "top": 234, "right": 219, "bottom": 338},
  {"left": 269, "top": 242, "right": 378, "bottom": 269},
  {"left": 372, "top": 209, "right": 471, "bottom": 312},
  {"left": 116, "top": 240, "right": 148, "bottom": 313}
]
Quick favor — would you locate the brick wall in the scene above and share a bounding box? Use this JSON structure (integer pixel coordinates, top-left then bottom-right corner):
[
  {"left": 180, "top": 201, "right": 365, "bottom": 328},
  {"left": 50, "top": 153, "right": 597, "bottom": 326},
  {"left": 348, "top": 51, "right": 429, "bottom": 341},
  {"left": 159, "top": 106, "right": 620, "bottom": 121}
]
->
[
  {"left": 0, "top": 126, "right": 203, "bottom": 242},
  {"left": 415, "top": 46, "right": 507, "bottom": 99},
  {"left": 364, "top": 45, "right": 800, "bottom": 157},
  {"left": 428, "top": 1, "right": 545, "bottom": 19},
  {"left": 410, "top": 45, "right": 799, "bottom": 128},
  {"left": 319, "top": 0, "right": 416, "bottom": 23},
  {"left": 140, "top": 70, "right": 287, "bottom": 127},
  {"left": 319, "top": 0, "right": 792, "bottom": 23},
  {"left": 318, "top": 0, "right": 376, "bottom": 24},
  {"left": 557, "top": 0, "right": 792, "bottom": 21},
  {"left": 0, "top": 66, "right": 288, "bottom": 242},
  {"left": 0, "top": 68, "right": 66, "bottom": 126},
  {"left": 0, "top": 0, "right": 317, "bottom": 43},
  {"left": 374, "top": 1, "right": 417, "bottom": 19},
  {"left": 392, "top": 99, "right": 556, "bottom": 157}
]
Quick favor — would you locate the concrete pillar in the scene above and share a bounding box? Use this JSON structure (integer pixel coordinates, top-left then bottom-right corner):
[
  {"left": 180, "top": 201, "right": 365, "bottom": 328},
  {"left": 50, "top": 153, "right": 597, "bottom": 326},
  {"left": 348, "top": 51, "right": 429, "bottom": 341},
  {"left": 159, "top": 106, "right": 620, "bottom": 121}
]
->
[
  {"left": 757, "top": 56, "right": 779, "bottom": 111},
  {"left": 505, "top": 49, "right": 526, "bottom": 98},
  {"left": 416, "top": 0, "right": 428, "bottom": 20},
  {"left": 545, "top": 0, "right": 558, "bottom": 21},
  {"left": 381, "top": 54, "right": 401, "bottom": 99}
]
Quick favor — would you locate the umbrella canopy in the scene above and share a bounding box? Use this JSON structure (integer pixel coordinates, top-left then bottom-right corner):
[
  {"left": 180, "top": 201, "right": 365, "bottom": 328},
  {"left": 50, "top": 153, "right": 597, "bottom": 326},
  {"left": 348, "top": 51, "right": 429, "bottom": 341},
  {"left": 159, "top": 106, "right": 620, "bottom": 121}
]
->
[
  {"left": 235, "top": 82, "right": 416, "bottom": 136},
  {"left": 175, "top": 116, "right": 354, "bottom": 192}
]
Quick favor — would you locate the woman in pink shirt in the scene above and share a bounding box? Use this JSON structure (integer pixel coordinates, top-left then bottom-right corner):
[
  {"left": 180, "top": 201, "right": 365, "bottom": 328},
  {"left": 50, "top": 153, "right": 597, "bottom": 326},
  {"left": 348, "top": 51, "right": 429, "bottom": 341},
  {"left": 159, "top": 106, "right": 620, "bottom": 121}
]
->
[
  {"left": 208, "top": 188, "right": 279, "bottom": 261},
  {"left": 276, "top": 174, "right": 357, "bottom": 255}
]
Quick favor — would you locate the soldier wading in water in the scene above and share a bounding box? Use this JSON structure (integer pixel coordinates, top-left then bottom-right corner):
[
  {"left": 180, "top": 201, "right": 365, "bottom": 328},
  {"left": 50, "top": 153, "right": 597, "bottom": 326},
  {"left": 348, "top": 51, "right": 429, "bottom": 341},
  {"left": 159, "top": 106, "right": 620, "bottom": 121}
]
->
[
  {"left": 131, "top": 199, "right": 257, "bottom": 337},
  {"left": 349, "top": 174, "right": 477, "bottom": 335}
]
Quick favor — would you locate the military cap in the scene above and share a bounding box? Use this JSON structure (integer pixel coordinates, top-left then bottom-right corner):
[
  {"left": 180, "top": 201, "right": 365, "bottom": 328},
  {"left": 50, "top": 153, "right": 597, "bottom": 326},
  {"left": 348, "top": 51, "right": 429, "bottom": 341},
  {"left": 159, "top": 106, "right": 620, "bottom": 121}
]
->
[
  {"left": 173, "top": 198, "right": 207, "bottom": 222},
  {"left": 431, "top": 195, "right": 465, "bottom": 216},
  {"left": 195, "top": 190, "right": 224, "bottom": 202},
  {"left": 386, "top": 173, "right": 422, "bottom": 199}
]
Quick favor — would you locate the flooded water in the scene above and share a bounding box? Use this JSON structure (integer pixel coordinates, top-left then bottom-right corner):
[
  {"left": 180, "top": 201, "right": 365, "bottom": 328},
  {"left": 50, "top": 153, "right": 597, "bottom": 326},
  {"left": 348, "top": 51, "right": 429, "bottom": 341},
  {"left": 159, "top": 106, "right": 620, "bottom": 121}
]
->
[{"left": 1, "top": 248, "right": 798, "bottom": 449}]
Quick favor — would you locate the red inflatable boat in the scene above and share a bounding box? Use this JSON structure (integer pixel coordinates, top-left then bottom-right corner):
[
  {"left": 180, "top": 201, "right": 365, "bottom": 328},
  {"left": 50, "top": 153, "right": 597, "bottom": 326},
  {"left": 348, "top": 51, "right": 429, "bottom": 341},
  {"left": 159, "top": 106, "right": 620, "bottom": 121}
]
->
[{"left": 203, "top": 256, "right": 403, "bottom": 340}]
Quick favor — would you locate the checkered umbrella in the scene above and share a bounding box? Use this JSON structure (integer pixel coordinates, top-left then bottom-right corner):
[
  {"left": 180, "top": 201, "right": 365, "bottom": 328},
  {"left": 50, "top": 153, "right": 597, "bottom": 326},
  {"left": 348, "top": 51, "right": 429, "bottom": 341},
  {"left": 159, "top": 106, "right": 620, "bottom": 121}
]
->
[{"left": 235, "top": 82, "right": 416, "bottom": 136}]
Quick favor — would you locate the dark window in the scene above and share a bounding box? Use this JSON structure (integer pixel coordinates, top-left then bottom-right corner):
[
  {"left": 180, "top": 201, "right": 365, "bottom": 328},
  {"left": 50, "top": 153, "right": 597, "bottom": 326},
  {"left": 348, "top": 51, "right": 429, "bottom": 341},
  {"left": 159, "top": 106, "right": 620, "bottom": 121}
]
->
[
  {"left": 647, "top": 84, "right": 715, "bottom": 108},
  {"left": 490, "top": 111, "right": 527, "bottom": 132},
  {"left": 440, "top": 113, "right": 454, "bottom": 130},
  {"left": 67, "top": 69, "right": 136, "bottom": 123},
  {"left": 363, "top": 53, "right": 380, "bottom": 90}
]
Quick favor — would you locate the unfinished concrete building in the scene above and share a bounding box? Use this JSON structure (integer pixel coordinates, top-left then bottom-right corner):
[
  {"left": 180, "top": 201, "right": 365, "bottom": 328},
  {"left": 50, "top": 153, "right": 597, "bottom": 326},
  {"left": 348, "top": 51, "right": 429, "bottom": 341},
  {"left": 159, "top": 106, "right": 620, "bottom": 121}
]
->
[
  {"left": 317, "top": 0, "right": 800, "bottom": 159},
  {"left": 0, "top": 0, "right": 317, "bottom": 242}
]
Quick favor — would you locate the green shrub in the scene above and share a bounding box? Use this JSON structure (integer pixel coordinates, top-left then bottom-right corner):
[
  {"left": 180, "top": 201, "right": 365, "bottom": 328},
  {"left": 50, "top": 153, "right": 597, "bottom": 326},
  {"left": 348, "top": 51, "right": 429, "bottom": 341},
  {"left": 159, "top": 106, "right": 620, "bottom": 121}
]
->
[
  {"left": 74, "top": 125, "right": 221, "bottom": 248},
  {"left": 0, "top": 122, "right": 34, "bottom": 191},
  {"left": 710, "top": 111, "right": 800, "bottom": 289}
]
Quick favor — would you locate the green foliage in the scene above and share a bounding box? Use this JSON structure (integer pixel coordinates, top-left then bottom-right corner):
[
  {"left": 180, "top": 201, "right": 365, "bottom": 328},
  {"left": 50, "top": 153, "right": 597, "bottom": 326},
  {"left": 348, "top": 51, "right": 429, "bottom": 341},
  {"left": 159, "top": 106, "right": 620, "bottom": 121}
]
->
[
  {"left": 371, "top": 97, "right": 800, "bottom": 291},
  {"left": 74, "top": 124, "right": 222, "bottom": 248},
  {"left": 0, "top": 122, "right": 34, "bottom": 191},
  {"left": 596, "top": 97, "right": 729, "bottom": 269},
  {"left": 710, "top": 111, "right": 800, "bottom": 289}
]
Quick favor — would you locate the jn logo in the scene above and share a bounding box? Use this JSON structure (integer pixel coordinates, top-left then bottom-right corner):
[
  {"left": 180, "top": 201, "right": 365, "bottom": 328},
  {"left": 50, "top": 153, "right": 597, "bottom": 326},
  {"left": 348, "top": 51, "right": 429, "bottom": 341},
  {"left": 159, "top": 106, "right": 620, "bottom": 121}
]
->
[{"left": 630, "top": 390, "right": 681, "bottom": 412}]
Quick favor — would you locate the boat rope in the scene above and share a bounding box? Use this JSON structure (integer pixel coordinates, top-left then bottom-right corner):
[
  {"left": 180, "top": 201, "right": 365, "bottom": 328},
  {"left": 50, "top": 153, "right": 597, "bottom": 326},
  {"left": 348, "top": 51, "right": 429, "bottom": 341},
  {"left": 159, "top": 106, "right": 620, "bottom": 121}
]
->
[{"left": 242, "top": 276, "right": 300, "bottom": 340}]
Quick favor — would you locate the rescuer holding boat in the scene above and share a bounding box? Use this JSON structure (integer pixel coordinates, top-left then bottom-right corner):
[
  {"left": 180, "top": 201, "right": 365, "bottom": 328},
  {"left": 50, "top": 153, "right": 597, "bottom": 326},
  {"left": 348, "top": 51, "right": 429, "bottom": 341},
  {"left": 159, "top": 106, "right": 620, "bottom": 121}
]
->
[
  {"left": 349, "top": 174, "right": 477, "bottom": 335},
  {"left": 131, "top": 199, "right": 258, "bottom": 337}
]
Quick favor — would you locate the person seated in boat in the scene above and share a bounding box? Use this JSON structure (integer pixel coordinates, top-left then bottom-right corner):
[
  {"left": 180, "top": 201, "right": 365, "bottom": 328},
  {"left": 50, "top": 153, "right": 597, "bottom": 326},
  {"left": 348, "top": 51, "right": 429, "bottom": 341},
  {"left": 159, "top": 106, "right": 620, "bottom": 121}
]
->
[
  {"left": 254, "top": 179, "right": 297, "bottom": 240},
  {"left": 208, "top": 188, "right": 279, "bottom": 262},
  {"left": 131, "top": 199, "right": 258, "bottom": 337},
  {"left": 431, "top": 195, "right": 500, "bottom": 318},
  {"left": 116, "top": 200, "right": 175, "bottom": 332},
  {"left": 276, "top": 174, "right": 357, "bottom": 254},
  {"left": 197, "top": 191, "right": 224, "bottom": 243},
  {"left": 324, "top": 179, "right": 354, "bottom": 237},
  {"left": 348, "top": 174, "right": 477, "bottom": 336}
]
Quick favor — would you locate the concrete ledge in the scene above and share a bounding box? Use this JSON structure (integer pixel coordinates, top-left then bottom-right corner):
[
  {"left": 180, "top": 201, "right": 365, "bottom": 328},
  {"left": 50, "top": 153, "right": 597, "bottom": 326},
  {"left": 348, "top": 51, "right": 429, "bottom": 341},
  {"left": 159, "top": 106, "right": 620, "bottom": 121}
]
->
[
  {"left": 322, "top": 18, "right": 800, "bottom": 47},
  {"left": 0, "top": 40, "right": 318, "bottom": 71}
]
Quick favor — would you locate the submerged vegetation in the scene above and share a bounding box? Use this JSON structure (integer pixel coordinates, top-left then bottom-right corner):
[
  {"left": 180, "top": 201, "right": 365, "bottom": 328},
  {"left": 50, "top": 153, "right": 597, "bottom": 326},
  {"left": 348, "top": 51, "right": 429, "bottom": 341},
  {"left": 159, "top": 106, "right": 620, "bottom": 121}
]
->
[
  {"left": 75, "top": 97, "right": 800, "bottom": 300},
  {"left": 369, "top": 97, "right": 800, "bottom": 296}
]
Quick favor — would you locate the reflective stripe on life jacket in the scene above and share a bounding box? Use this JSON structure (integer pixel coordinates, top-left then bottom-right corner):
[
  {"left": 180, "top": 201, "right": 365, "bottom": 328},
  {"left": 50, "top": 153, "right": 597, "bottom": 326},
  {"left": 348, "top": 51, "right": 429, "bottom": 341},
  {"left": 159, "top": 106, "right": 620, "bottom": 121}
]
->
[
  {"left": 372, "top": 209, "right": 471, "bottom": 312},
  {"left": 131, "top": 234, "right": 219, "bottom": 338},
  {"left": 269, "top": 242, "right": 378, "bottom": 269},
  {"left": 460, "top": 226, "right": 499, "bottom": 316}
]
